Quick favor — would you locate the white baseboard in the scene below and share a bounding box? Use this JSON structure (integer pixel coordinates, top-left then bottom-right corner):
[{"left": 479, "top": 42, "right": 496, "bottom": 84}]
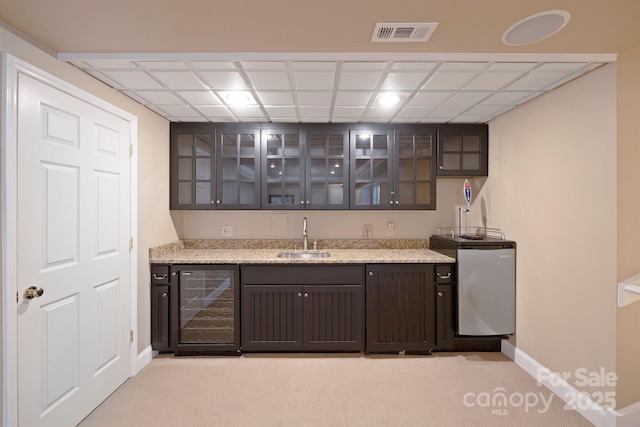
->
[
  {"left": 134, "top": 345, "right": 155, "bottom": 374},
  {"left": 501, "top": 340, "right": 640, "bottom": 427}
]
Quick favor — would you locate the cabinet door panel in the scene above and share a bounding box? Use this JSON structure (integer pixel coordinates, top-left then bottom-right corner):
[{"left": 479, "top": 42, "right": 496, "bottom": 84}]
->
[
  {"left": 303, "top": 285, "right": 363, "bottom": 351},
  {"left": 366, "top": 264, "right": 436, "bottom": 353},
  {"left": 437, "top": 125, "right": 488, "bottom": 176},
  {"left": 216, "top": 128, "right": 260, "bottom": 209},
  {"left": 241, "top": 285, "right": 303, "bottom": 351},
  {"left": 151, "top": 285, "right": 171, "bottom": 351}
]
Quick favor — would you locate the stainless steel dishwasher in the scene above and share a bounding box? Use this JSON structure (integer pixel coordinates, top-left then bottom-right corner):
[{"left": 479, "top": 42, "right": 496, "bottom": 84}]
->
[{"left": 430, "top": 234, "right": 516, "bottom": 336}]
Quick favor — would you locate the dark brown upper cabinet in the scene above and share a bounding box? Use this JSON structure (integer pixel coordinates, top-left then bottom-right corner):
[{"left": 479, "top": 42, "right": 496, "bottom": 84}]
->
[
  {"left": 350, "top": 125, "right": 436, "bottom": 210},
  {"left": 436, "top": 124, "right": 488, "bottom": 177},
  {"left": 170, "top": 123, "right": 261, "bottom": 209},
  {"left": 261, "top": 126, "right": 349, "bottom": 210}
]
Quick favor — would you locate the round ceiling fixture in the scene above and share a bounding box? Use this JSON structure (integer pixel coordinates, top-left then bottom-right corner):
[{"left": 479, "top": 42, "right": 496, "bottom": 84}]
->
[
  {"left": 378, "top": 93, "right": 400, "bottom": 106},
  {"left": 502, "top": 10, "right": 570, "bottom": 46}
]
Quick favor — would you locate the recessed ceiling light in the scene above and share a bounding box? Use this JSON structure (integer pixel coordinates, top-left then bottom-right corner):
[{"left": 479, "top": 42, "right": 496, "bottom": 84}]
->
[
  {"left": 378, "top": 93, "right": 400, "bottom": 106},
  {"left": 220, "top": 91, "right": 256, "bottom": 105},
  {"left": 502, "top": 10, "right": 570, "bottom": 46}
]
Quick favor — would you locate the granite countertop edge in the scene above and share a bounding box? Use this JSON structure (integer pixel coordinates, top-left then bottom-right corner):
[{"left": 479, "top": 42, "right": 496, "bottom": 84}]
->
[{"left": 150, "top": 240, "right": 455, "bottom": 264}]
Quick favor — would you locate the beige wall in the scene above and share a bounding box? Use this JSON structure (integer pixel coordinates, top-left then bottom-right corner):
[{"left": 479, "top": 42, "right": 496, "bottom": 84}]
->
[
  {"left": 472, "top": 64, "right": 618, "bottom": 401},
  {"left": 615, "top": 45, "right": 640, "bottom": 409},
  {"left": 0, "top": 22, "right": 178, "bottom": 370}
]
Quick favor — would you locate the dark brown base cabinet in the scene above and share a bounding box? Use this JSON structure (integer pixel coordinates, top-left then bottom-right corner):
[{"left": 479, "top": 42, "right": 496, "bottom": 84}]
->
[
  {"left": 241, "top": 265, "right": 364, "bottom": 352},
  {"left": 365, "top": 264, "right": 454, "bottom": 354}
]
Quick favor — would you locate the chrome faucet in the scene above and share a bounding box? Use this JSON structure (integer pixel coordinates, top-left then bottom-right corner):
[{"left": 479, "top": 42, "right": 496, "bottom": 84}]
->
[{"left": 302, "top": 217, "right": 308, "bottom": 251}]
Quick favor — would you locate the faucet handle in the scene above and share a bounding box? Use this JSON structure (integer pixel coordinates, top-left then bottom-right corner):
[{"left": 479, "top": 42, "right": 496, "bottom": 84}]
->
[{"left": 312, "top": 239, "right": 318, "bottom": 251}]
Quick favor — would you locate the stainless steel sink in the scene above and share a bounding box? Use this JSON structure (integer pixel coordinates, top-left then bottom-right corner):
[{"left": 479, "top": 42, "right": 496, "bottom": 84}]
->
[{"left": 277, "top": 251, "right": 330, "bottom": 259}]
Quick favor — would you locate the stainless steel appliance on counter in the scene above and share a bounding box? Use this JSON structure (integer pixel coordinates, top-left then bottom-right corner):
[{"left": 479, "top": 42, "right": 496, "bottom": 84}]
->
[{"left": 430, "top": 234, "right": 516, "bottom": 336}]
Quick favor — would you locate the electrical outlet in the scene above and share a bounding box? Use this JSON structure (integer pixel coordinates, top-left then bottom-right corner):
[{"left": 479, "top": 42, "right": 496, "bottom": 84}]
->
[
  {"left": 386, "top": 222, "right": 394, "bottom": 236},
  {"left": 363, "top": 224, "right": 373, "bottom": 239},
  {"left": 221, "top": 225, "right": 233, "bottom": 237}
]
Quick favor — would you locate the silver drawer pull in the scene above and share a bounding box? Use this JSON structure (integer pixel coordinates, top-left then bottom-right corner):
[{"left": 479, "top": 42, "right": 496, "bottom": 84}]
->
[
  {"left": 152, "top": 273, "right": 168, "bottom": 280},
  {"left": 437, "top": 272, "right": 451, "bottom": 279}
]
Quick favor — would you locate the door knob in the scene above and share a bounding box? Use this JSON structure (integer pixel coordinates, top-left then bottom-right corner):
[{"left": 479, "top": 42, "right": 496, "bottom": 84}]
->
[{"left": 23, "top": 286, "right": 44, "bottom": 300}]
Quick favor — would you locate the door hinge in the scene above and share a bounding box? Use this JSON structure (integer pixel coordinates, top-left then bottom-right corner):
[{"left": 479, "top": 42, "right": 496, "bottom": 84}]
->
[
  {"left": 129, "top": 144, "right": 133, "bottom": 157},
  {"left": 129, "top": 237, "right": 133, "bottom": 251},
  {"left": 129, "top": 330, "right": 134, "bottom": 344},
  {"left": 16, "top": 291, "right": 19, "bottom": 303}
]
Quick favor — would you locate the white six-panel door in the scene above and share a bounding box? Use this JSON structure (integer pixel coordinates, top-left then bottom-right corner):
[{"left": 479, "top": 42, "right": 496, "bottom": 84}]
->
[{"left": 16, "top": 72, "right": 131, "bottom": 427}]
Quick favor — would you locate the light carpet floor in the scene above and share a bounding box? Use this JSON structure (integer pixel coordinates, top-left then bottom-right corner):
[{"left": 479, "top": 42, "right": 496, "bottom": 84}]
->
[{"left": 79, "top": 352, "right": 593, "bottom": 427}]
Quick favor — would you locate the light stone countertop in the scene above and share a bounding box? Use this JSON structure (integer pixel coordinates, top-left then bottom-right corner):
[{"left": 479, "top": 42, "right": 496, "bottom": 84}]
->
[{"left": 150, "top": 247, "right": 455, "bottom": 265}]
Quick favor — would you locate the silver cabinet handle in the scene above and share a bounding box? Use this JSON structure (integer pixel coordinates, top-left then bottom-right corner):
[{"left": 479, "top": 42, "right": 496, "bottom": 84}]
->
[
  {"left": 152, "top": 273, "right": 168, "bottom": 280},
  {"left": 438, "top": 291, "right": 443, "bottom": 297},
  {"left": 161, "top": 292, "right": 168, "bottom": 297},
  {"left": 437, "top": 272, "right": 451, "bottom": 279},
  {"left": 304, "top": 292, "right": 309, "bottom": 298},
  {"left": 298, "top": 292, "right": 302, "bottom": 297},
  {"left": 368, "top": 271, "right": 374, "bottom": 276}
]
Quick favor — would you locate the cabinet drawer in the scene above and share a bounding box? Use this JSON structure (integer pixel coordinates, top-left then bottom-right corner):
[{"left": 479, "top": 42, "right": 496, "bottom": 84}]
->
[
  {"left": 241, "top": 265, "right": 363, "bottom": 285},
  {"left": 435, "top": 265, "right": 453, "bottom": 284},
  {"left": 151, "top": 265, "right": 170, "bottom": 284}
]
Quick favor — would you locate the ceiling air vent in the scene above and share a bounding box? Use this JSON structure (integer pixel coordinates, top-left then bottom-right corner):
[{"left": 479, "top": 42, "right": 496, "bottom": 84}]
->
[{"left": 371, "top": 22, "right": 439, "bottom": 42}]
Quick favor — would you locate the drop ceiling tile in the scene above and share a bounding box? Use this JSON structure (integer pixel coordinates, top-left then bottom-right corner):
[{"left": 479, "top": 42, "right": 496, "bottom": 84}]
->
[
  {"left": 461, "top": 105, "right": 505, "bottom": 118},
  {"left": 136, "top": 90, "right": 183, "bottom": 104},
  {"left": 293, "top": 62, "right": 336, "bottom": 71},
  {"left": 137, "top": 61, "right": 188, "bottom": 70},
  {"left": 159, "top": 105, "right": 201, "bottom": 117},
  {"left": 407, "top": 92, "right": 454, "bottom": 106},
  {"left": 338, "top": 72, "right": 382, "bottom": 90},
  {"left": 443, "top": 91, "right": 492, "bottom": 105},
  {"left": 464, "top": 72, "right": 522, "bottom": 90},
  {"left": 300, "top": 106, "right": 331, "bottom": 117},
  {"left": 195, "top": 105, "right": 234, "bottom": 118},
  {"left": 246, "top": 71, "right": 292, "bottom": 90},
  {"left": 392, "top": 62, "right": 438, "bottom": 71},
  {"left": 228, "top": 105, "right": 265, "bottom": 117},
  {"left": 171, "top": 116, "right": 210, "bottom": 122},
  {"left": 122, "top": 90, "right": 153, "bottom": 105},
  {"left": 265, "top": 106, "right": 298, "bottom": 118},
  {"left": 365, "top": 106, "right": 401, "bottom": 118},
  {"left": 342, "top": 62, "right": 387, "bottom": 70},
  {"left": 505, "top": 72, "right": 569, "bottom": 91},
  {"left": 177, "top": 91, "right": 222, "bottom": 105},
  {"left": 422, "top": 71, "right": 476, "bottom": 90},
  {"left": 480, "top": 91, "right": 534, "bottom": 105},
  {"left": 332, "top": 107, "right": 365, "bottom": 117},
  {"left": 101, "top": 70, "right": 164, "bottom": 89},
  {"left": 487, "top": 62, "right": 537, "bottom": 72},
  {"left": 537, "top": 63, "right": 588, "bottom": 72},
  {"left": 335, "top": 92, "right": 372, "bottom": 106},
  {"left": 437, "top": 62, "right": 489, "bottom": 72},
  {"left": 190, "top": 62, "right": 237, "bottom": 70},
  {"left": 431, "top": 105, "right": 470, "bottom": 117},
  {"left": 395, "top": 106, "right": 437, "bottom": 118},
  {"left": 381, "top": 72, "right": 430, "bottom": 90},
  {"left": 152, "top": 71, "right": 207, "bottom": 90},
  {"left": 83, "top": 60, "right": 138, "bottom": 69},
  {"left": 242, "top": 61, "right": 287, "bottom": 70},
  {"left": 294, "top": 72, "right": 335, "bottom": 90},
  {"left": 297, "top": 91, "right": 333, "bottom": 106},
  {"left": 257, "top": 91, "right": 295, "bottom": 106},
  {"left": 199, "top": 71, "right": 248, "bottom": 90}
]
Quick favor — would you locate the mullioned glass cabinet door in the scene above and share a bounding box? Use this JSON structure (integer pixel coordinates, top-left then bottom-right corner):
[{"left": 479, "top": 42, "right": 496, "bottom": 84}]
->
[
  {"left": 350, "top": 128, "right": 392, "bottom": 209},
  {"left": 306, "top": 127, "right": 349, "bottom": 209},
  {"left": 171, "top": 124, "right": 215, "bottom": 209},
  {"left": 395, "top": 129, "right": 436, "bottom": 210},
  {"left": 216, "top": 128, "right": 261, "bottom": 209},
  {"left": 262, "top": 128, "right": 305, "bottom": 209}
]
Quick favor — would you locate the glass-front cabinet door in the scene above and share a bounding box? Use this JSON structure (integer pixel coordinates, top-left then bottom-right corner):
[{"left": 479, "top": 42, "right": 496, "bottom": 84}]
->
[
  {"left": 395, "top": 128, "right": 436, "bottom": 210},
  {"left": 350, "top": 128, "right": 392, "bottom": 209},
  {"left": 171, "top": 124, "right": 215, "bottom": 209},
  {"left": 306, "top": 127, "right": 349, "bottom": 209},
  {"left": 171, "top": 123, "right": 261, "bottom": 209},
  {"left": 216, "top": 127, "right": 261, "bottom": 209},
  {"left": 262, "top": 128, "right": 305, "bottom": 209},
  {"left": 436, "top": 125, "right": 488, "bottom": 176}
]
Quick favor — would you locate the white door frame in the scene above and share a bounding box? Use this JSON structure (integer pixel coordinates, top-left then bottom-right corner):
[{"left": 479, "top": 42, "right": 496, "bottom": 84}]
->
[{"left": 1, "top": 53, "right": 139, "bottom": 427}]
